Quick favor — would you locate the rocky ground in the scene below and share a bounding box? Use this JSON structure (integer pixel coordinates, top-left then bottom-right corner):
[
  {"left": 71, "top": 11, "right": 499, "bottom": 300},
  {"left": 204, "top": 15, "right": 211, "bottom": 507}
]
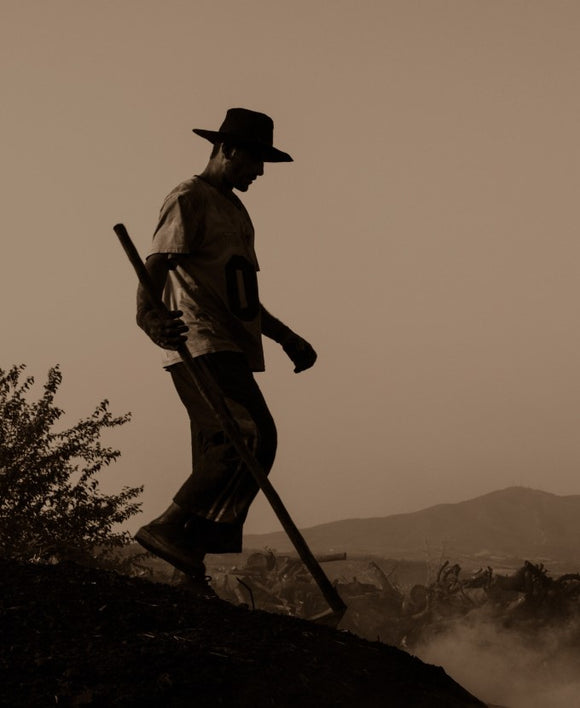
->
[{"left": 1, "top": 558, "right": 489, "bottom": 707}]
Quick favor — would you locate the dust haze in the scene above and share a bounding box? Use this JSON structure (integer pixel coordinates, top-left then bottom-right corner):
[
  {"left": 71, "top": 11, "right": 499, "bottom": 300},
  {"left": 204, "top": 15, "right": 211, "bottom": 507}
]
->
[{"left": 415, "top": 616, "right": 580, "bottom": 708}]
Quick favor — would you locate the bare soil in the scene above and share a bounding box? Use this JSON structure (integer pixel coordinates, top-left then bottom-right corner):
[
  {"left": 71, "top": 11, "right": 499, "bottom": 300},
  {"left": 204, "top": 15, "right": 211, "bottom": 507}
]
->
[{"left": 1, "top": 558, "right": 488, "bottom": 707}]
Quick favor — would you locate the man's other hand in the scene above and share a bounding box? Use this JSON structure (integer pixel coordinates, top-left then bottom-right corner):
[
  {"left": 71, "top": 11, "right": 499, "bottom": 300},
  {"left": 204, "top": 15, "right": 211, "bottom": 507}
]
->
[
  {"left": 142, "top": 309, "right": 189, "bottom": 350},
  {"left": 282, "top": 333, "right": 317, "bottom": 373}
]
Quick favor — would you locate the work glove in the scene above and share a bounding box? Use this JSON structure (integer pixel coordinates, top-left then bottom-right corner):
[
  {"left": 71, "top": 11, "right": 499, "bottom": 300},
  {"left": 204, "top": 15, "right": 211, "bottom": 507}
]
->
[
  {"left": 140, "top": 309, "right": 189, "bottom": 350},
  {"left": 281, "top": 332, "right": 317, "bottom": 373}
]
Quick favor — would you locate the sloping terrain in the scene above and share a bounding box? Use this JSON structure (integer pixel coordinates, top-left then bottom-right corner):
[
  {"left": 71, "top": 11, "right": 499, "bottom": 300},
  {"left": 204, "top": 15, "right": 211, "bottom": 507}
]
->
[
  {"left": 244, "top": 487, "right": 580, "bottom": 567},
  {"left": 0, "top": 558, "right": 487, "bottom": 707}
]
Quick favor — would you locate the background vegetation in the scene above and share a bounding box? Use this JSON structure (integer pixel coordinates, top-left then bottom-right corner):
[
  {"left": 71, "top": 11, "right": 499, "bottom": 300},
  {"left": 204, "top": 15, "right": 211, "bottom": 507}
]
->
[{"left": 0, "top": 365, "right": 142, "bottom": 567}]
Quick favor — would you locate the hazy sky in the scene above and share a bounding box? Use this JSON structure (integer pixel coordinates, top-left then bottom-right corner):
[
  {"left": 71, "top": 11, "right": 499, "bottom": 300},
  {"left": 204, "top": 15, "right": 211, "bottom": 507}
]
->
[{"left": 3, "top": 1, "right": 580, "bottom": 535}]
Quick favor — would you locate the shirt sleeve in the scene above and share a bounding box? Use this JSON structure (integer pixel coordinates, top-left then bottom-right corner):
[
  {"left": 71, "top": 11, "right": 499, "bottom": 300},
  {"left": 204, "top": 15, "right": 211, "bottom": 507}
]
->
[{"left": 147, "top": 190, "right": 202, "bottom": 257}]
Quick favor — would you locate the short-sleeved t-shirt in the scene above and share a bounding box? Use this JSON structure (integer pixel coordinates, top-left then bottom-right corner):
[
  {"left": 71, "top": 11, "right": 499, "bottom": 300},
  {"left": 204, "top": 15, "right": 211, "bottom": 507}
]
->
[{"left": 148, "top": 176, "right": 265, "bottom": 371}]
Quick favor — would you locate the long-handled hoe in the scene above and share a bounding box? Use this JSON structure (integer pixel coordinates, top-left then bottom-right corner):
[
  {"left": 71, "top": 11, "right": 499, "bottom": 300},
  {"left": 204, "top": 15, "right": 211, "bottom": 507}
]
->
[{"left": 113, "top": 223, "right": 347, "bottom": 627}]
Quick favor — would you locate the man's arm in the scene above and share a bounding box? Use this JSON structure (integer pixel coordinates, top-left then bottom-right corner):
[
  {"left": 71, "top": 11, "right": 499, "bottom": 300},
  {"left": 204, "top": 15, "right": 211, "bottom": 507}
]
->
[
  {"left": 137, "top": 254, "right": 188, "bottom": 350},
  {"left": 261, "top": 305, "right": 317, "bottom": 373}
]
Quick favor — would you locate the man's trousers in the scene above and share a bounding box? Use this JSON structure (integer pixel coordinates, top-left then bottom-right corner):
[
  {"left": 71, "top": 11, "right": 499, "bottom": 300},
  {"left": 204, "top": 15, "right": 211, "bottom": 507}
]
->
[{"left": 167, "top": 351, "right": 277, "bottom": 553}]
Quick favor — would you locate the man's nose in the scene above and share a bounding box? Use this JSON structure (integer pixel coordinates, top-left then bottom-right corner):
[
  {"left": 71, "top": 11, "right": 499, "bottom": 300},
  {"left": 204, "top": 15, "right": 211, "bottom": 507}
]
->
[{"left": 256, "top": 160, "right": 264, "bottom": 176}]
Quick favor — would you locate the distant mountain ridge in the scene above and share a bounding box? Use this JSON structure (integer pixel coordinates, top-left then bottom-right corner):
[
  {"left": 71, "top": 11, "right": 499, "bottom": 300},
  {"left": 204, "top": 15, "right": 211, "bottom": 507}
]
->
[{"left": 244, "top": 487, "right": 580, "bottom": 567}]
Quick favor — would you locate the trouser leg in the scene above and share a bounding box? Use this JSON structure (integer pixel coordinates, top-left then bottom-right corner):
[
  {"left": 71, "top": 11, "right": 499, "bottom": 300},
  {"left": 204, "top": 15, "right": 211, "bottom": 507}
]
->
[{"left": 168, "top": 352, "right": 277, "bottom": 553}]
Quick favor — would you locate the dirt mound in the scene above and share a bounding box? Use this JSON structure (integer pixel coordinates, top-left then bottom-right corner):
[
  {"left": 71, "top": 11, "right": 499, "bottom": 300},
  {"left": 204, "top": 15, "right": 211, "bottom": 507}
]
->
[{"left": 1, "top": 559, "right": 487, "bottom": 707}]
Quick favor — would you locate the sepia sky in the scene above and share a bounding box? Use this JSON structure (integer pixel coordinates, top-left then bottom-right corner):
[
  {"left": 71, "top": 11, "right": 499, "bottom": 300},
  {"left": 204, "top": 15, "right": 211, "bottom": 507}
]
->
[{"left": 3, "top": 0, "right": 580, "bottom": 535}]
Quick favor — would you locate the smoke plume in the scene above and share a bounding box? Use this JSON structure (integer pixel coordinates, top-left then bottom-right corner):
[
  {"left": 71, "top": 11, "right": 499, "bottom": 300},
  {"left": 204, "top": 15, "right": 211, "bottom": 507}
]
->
[{"left": 414, "top": 615, "right": 580, "bottom": 707}]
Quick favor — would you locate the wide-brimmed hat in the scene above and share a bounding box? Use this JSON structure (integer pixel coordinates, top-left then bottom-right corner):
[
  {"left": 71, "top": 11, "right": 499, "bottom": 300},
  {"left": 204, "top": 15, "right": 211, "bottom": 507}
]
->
[{"left": 193, "top": 108, "right": 293, "bottom": 163}]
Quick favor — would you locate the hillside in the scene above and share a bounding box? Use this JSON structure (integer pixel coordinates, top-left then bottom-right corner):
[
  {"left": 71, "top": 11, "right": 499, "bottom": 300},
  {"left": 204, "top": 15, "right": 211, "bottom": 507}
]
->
[
  {"left": 244, "top": 487, "right": 580, "bottom": 568},
  {"left": 0, "top": 558, "right": 487, "bottom": 707}
]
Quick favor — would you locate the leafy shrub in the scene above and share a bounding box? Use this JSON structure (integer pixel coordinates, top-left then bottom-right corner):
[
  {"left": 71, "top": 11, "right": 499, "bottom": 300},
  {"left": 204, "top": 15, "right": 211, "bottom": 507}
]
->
[{"left": 0, "top": 364, "right": 143, "bottom": 566}]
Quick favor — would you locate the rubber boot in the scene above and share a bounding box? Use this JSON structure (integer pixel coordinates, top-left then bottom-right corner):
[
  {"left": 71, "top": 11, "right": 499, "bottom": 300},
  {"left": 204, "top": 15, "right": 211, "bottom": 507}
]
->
[
  {"left": 135, "top": 502, "right": 206, "bottom": 576},
  {"left": 149, "top": 502, "right": 190, "bottom": 526}
]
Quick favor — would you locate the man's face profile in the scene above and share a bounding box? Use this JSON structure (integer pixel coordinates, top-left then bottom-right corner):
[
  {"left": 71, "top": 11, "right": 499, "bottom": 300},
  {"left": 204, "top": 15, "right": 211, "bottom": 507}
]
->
[{"left": 224, "top": 146, "right": 265, "bottom": 192}]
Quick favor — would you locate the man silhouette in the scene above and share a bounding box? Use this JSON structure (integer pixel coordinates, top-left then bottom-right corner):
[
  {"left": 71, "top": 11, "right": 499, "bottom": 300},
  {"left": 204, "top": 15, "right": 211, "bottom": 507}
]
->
[{"left": 135, "top": 108, "right": 317, "bottom": 596}]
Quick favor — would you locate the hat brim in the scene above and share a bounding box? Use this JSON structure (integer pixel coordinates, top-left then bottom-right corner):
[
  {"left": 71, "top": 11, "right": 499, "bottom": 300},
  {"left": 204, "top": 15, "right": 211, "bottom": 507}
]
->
[{"left": 193, "top": 128, "right": 293, "bottom": 163}]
